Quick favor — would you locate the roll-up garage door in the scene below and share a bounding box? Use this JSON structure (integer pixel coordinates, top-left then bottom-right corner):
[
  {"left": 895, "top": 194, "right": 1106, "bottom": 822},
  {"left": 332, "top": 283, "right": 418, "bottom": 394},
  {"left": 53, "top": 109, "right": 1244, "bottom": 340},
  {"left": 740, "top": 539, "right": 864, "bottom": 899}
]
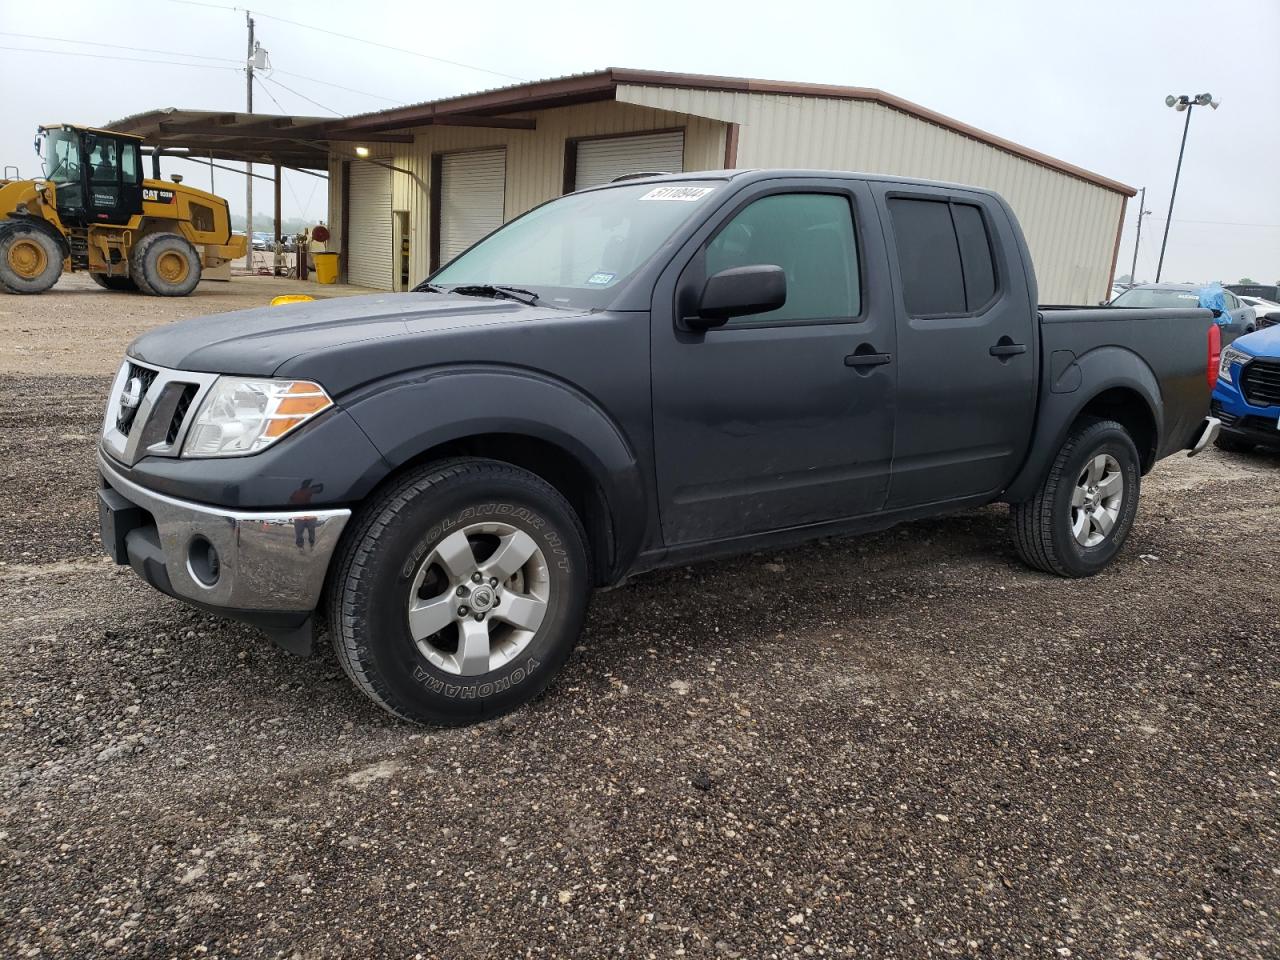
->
[
  {"left": 573, "top": 131, "right": 685, "bottom": 191},
  {"left": 347, "top": 163, "right": 393, "bottom": 290},
  {"left": 438, "top": 149, "right": 506, "bottom": 265}
]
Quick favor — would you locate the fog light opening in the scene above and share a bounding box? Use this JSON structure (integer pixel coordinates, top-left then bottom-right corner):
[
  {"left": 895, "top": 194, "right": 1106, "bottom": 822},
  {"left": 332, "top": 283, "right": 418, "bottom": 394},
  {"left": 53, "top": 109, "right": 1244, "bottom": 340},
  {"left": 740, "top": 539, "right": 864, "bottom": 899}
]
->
[{"left": 188, "top": 536, "right": 221, "bottom": 587}]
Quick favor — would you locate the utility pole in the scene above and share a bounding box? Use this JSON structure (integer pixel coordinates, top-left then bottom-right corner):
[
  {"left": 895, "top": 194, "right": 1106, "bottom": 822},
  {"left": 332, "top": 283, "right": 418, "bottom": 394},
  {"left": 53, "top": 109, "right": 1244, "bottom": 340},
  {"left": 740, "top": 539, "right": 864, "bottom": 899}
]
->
[
  {"left": 245, "top": 10, "right": 254, "bottom": 248},
  {"left": 1155, "top": 92, "right": 1219, "bottom": 283},
  {"left": 1128, "top": 186, "right": 1150, "bottom": 284}
]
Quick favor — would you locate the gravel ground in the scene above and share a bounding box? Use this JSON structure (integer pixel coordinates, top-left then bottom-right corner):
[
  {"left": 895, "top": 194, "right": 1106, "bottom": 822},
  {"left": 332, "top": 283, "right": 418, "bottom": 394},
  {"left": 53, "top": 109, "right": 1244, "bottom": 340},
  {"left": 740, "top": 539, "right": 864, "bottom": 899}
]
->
[{"left": 1, "top": 280, "right": 1278, "bottom": 958}]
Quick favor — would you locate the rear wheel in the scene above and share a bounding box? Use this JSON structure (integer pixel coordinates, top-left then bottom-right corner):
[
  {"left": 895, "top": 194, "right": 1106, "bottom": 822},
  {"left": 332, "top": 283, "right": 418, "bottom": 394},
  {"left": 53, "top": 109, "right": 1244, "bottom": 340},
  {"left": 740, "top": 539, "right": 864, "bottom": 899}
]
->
[
  {"left": 90, "top": 273, "right": 139, "bottom": 293},
  {"left": 328, "top": 458, "right": 591, "bottom": 725},
  {"left": 1011, "top": 418, "right": 1141, "bottom": 578},
  {"left": 0, "top": 222, "right": 63, "bottom": 294},
  {"left": 131, "top": 233, "right": 201, "bottom": 297}
]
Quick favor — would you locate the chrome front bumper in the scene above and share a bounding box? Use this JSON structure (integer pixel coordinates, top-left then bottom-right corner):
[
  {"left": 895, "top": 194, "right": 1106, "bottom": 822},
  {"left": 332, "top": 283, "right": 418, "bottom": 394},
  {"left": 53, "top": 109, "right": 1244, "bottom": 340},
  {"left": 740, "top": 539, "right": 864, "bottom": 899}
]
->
[{"left": 98, "top": 452, "right": 350, "bottom": 613}]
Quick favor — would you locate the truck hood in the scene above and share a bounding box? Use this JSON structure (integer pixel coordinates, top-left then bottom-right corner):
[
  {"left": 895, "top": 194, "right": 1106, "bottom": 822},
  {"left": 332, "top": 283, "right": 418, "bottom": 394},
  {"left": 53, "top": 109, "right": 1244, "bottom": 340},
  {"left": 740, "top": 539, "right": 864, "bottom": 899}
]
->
[{"left": 127, "top": 292, "right": 577, "bottom": 385}]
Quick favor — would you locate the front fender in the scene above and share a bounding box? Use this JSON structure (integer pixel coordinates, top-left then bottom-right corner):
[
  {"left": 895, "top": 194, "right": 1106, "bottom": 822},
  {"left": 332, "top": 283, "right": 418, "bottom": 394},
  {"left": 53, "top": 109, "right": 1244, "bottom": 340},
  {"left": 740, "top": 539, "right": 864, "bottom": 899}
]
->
[
  {"left": 343, "top": 365, "right": 649, "bottom": 575},
  {"left": 1004, "top": 345, "right": 1162, "bottom": 503}
]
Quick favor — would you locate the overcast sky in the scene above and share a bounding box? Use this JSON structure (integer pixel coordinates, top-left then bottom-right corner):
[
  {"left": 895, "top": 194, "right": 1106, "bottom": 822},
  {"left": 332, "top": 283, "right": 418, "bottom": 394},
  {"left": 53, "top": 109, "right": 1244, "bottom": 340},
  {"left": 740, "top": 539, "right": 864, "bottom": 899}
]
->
[{"left": 3, "top": 0, "right": 1277, "bottom": 286}]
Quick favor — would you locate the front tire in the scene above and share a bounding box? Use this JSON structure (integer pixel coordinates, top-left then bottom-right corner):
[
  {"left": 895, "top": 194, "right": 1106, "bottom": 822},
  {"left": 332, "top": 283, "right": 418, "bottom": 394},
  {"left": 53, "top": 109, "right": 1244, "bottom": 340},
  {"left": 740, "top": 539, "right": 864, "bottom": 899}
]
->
[
  {"left": 0, "top": 222, "right": 63, "bottom": 294},
  {"left": 327, "top": 458, "right": 591, "bottom": 725},
  {"left": 1011, "top": 418, "right": 1141, "bottom": 578}
]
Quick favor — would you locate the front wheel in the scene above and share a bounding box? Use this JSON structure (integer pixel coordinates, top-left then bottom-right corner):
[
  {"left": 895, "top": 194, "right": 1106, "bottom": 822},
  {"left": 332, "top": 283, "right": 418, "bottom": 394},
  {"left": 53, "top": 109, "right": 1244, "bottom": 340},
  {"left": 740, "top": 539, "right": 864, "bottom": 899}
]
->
[
  {"left": 1011, "top": 418, "right": 1141, "bottom": 578},
  {"left": 327, "top": 458, "right": 591, "bottom": 725},
  {"left": 0, "top": 222, "right": 63, "bottom": 293}
]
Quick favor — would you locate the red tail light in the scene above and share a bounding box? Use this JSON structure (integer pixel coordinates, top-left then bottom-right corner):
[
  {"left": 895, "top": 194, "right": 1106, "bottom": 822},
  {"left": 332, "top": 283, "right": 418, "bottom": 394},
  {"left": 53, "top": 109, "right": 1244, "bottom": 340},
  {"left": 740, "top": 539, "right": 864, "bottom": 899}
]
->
[{"left": 1207, "top": 322, "right": 1221, "bottom": 389}]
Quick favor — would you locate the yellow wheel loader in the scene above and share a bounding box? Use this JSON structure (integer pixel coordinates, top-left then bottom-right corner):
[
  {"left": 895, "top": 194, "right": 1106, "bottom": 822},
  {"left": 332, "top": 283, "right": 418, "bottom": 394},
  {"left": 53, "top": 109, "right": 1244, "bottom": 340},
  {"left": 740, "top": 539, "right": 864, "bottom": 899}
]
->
[{"left": 0, "top": 125, "right": 247, "bottom": 296}]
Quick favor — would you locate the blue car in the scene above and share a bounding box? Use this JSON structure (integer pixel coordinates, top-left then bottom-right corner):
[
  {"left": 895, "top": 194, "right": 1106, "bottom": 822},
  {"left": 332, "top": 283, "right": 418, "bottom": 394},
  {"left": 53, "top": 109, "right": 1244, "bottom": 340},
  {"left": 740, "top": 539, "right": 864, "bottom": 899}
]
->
[{"left": 1211, "top": 325, "right": 1280, "bottom": 452}]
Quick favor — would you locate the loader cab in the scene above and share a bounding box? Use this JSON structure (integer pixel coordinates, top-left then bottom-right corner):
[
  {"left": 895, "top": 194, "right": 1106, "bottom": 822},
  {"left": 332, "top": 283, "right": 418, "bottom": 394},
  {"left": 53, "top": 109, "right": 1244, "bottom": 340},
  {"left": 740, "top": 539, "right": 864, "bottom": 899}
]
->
[{"left": 38, "top": 125, "right": 144, "bottom": 226}]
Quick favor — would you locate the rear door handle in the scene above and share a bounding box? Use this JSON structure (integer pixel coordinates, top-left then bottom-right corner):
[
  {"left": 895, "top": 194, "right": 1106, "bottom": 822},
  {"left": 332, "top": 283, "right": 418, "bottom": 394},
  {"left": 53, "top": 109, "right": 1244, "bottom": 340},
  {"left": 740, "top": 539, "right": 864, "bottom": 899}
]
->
[
  {"left": 989, "top": 342, "right": 1027, "bottom": 358},
  {"left": 845, "top": 351, "right": 892, "bottom": 367}
]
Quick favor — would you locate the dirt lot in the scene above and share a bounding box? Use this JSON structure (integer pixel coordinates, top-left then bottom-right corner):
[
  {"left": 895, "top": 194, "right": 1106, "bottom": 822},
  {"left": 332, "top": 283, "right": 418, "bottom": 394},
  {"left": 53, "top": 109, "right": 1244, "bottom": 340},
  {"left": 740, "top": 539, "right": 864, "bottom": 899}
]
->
[{"left": 1, "top": 276, "right": 1277, "bottom": 958}]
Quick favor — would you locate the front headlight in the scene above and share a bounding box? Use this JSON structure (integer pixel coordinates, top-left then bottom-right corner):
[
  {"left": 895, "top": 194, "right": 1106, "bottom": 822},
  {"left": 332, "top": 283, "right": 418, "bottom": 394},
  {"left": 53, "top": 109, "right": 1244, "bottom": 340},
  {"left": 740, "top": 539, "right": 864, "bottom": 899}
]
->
[
  {"left": 1218, "top": 345, "right": 1251, "bottom": 385},
  {"left": 182, "top": 377, "right": 332, "bottom": 458}
]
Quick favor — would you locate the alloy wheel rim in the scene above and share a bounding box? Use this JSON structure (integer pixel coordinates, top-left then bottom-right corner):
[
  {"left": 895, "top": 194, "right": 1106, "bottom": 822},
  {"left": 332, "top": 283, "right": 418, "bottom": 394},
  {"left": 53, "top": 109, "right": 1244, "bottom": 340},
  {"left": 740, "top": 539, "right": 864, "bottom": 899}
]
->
[
  {"left": 1071, "top": 453, "right": 1123, "bottom": 547},
  {"left": 8, "top": 238, "right": 47, "bottom": 279},
  {"left": 406, "top": 521, "right": 550, "bottom": 676}
]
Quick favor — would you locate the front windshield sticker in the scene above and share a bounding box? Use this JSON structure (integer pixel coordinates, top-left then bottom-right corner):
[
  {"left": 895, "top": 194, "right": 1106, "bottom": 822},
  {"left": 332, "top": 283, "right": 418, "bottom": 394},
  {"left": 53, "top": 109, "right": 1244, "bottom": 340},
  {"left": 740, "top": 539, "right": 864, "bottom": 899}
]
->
[
  {"left": 586, "top": 272, "right": 616, "bottom": 285},
  {"left": 639, "top": 186, "right": 715, "bottom": 202}
]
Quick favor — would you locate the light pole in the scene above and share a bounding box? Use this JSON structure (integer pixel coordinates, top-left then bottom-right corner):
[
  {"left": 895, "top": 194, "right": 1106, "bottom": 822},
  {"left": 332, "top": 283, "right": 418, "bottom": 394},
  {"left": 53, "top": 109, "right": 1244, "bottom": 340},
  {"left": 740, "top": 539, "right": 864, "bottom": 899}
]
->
[
  {"left": 1128, "top": 186, "right": 1151, "bottom": 284},
  {"left": 1155, "top": 92, "right": 1219, "bottom": 283}
]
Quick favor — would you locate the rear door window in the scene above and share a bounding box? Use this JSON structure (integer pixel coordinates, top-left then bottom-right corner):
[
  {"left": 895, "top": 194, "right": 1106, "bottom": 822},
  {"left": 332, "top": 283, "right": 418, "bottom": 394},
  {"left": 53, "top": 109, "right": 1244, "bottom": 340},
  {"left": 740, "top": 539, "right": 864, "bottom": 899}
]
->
[
  {"left": 888, "top": 198, "right": 965, "bottom": 316},
  {"left": 888, "top": 196, "right": 1000, "bottom": 316}
]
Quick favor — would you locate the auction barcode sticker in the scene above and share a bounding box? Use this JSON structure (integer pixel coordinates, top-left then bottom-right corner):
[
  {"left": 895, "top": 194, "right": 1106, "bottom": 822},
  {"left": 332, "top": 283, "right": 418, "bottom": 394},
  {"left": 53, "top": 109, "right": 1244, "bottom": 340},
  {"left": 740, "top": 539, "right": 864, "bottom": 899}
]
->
[{"left": 639, "top": 186, "right": 715, "bottom": 202}]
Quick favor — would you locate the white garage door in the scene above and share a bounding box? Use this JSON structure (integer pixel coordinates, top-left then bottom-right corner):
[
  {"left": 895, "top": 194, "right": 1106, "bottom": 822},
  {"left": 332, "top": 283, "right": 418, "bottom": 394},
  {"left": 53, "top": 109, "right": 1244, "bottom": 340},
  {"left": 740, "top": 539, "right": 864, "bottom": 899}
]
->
[
  {"left": 438, "top": 149, "right": 506, "bottom": 265},
  {"left": 347, "top": 163, "right": 393, "bottom": 290},
  {"left": 573, "top": 131, "right": 685, "bottom": 191}
]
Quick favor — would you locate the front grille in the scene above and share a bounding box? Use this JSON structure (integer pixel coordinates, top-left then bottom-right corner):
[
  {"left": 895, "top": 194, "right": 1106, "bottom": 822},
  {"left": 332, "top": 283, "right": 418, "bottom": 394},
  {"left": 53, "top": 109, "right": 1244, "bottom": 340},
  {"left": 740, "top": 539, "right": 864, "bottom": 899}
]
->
[
  {"left": 116, "top": 363, "right": 158, "bottom": 436},
  {"left": 1241, "top": 359, "right": 1280, "bottom": 408},
  {"left": 166, "top": 384, "right": 198, "bottom": 445}
]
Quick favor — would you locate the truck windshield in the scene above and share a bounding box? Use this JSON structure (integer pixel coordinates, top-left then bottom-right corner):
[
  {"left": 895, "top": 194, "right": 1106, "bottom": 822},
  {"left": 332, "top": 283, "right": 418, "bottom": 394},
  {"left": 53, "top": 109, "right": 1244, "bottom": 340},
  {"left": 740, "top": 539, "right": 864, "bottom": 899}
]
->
[
  {"left": 429, "top": 181, "right": 725, "bottom": 308},
  {"left": 42, "top": 129, "right": 83, "bottom": 184}
]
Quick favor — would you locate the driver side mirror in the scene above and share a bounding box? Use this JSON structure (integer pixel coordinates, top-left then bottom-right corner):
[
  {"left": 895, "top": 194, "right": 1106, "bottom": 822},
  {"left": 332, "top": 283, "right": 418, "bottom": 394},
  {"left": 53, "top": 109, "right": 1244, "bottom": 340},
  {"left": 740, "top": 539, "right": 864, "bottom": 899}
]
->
[
  {"left": 1262, "top": 311, "right": 1280, "bottom": 328},
  {"left": 688, "top": 265, "right": 787, "bottom": 329}
]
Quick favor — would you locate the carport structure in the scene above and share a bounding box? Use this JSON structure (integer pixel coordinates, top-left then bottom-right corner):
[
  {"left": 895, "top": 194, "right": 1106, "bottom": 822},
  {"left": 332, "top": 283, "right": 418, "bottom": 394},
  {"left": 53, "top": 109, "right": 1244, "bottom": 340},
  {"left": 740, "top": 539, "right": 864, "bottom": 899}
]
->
[{"left": 104, "top": 107, "right": 411, "bottom": 248}]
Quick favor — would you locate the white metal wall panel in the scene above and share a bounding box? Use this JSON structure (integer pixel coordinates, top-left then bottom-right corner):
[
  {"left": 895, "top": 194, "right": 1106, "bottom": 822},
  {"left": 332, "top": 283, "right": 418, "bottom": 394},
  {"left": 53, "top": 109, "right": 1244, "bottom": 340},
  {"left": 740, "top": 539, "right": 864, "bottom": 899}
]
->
[
  {"left": 573, "top": 131, "right": 685, "bottom": 190},
  {"left": 438, "top": 149, "right": 507, "bottom": 264},
  {"left": 346, "top": 163, "right": 393, "bottom": 289},
  {"left": 617, "top": 84, "right": 1128, "bottom": 304}
]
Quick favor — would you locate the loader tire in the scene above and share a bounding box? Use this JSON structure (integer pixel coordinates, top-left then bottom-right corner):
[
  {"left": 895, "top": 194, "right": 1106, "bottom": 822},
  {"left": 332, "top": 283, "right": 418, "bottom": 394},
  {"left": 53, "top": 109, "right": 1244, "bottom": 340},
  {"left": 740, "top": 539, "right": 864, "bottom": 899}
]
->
[
  {"left": 0, "top": 222, "right": 64, "bottom": 294},
  {"left": 131, "top": 233, "right": 201, "bottom": 297}
]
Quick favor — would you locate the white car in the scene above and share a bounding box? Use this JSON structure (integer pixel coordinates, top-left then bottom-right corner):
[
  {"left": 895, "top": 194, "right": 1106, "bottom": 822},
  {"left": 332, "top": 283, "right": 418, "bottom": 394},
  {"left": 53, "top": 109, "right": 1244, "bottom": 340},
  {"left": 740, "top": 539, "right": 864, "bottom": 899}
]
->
[{"left": 1239, "top": 295, "right": 1280, "bottom": 328}]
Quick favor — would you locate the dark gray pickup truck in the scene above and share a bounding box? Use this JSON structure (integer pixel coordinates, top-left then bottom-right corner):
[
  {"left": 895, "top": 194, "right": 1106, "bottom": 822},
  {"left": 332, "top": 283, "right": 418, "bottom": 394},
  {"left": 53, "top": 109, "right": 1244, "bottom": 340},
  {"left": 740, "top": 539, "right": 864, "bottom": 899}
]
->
[{"left": 98, "top": 170, "right": 1221, "bottom": 724}]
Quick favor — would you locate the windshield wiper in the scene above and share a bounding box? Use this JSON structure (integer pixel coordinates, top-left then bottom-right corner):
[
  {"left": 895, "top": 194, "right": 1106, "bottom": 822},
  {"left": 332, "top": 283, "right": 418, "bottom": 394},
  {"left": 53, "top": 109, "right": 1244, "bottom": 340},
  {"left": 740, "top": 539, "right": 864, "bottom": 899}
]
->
[
  {"left": 411, "top": 281, "right": 448, "bottom": 294},
  {"left": 447, "top": 284, "right": 540, "bottom": 306}
]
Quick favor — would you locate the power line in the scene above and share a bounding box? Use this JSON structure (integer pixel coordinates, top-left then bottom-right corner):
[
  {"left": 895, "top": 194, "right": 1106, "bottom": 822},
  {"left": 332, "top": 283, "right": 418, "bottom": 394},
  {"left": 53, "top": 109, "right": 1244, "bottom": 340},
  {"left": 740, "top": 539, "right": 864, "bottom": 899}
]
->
[
  {"left": 161, "top": 0, "right": 525, "bottom": 83},
  {"left": 252, "top": 11, "right": 526, "bottom": 83},
  {"left": 0, "top": 44, "right": 238, "bottom": 71},
  {"left": 260, "top": 74, "right": 340, "bottom": 117},
  {"left": 272, "top": 69, "right": 401, "bottom": 105},
  {"left": 0, "top": 30, "right": 240, "bottom": 63},
  {"left": 252, "top": 74, "right": 288, "bottom": 114}
]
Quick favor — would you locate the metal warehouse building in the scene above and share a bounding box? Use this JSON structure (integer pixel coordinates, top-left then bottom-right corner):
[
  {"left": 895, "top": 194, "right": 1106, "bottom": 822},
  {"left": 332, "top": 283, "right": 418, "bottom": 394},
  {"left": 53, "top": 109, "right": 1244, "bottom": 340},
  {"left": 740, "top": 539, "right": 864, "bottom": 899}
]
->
[{"left": 321, "top": 69, "right": 1134, "bottom": 303}]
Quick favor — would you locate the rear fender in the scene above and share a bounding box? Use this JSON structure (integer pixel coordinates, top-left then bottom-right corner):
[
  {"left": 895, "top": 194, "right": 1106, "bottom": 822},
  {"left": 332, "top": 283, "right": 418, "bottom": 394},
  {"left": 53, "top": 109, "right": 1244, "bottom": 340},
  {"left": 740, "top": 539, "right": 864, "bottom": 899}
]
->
[
  {"left": 1004, "top": 345, "right": 1162, "bottom": 502},
  {"left": 342, "top": 366, "right": 649, "bottom": 578}
]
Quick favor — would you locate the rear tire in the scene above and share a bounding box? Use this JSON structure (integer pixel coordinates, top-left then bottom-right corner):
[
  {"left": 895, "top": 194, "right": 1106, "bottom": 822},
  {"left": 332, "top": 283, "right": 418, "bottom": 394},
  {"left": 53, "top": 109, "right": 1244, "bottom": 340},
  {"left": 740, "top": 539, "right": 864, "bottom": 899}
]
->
[
  {"left": 90, "top": 273, "right": 139, "bottom": 293},
  {"left": 131, "top": 233, "right": 201, "bottom": 297},
  {"left": 0, "top": 222, "right": 63, "bottom": 294},
  {"left": 1011, "top": 418, "right": 1141, "bottom": 578},
  {"left": 1214, "top": 434, "right": 1254, "bottom": 454},
  {"left": 327, "top": 458, "right": 591, "bottom": 725}
]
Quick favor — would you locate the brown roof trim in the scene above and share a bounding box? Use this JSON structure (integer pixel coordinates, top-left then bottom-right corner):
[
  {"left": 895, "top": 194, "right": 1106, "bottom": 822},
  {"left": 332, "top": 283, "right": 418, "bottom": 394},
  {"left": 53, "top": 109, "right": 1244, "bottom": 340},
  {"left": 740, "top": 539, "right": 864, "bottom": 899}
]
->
[{"left": 330, "top": 68, "right": 1136, "bottom": 196}]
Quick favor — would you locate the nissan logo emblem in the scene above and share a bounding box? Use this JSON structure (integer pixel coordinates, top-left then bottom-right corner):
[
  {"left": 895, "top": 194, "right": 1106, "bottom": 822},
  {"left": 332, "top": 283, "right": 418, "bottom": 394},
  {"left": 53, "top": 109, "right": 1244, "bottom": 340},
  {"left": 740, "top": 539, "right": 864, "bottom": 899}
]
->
[{"left": 120, "top": 376, "right": 143, "bottom": 412}]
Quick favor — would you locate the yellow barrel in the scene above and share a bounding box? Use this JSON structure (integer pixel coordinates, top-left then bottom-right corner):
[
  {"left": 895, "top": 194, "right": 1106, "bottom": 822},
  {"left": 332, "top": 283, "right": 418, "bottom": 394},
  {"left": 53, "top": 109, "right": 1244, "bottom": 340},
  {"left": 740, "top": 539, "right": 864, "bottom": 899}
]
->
[{"left": 313, "top": 252, "right": 339, "bottom": 285}]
